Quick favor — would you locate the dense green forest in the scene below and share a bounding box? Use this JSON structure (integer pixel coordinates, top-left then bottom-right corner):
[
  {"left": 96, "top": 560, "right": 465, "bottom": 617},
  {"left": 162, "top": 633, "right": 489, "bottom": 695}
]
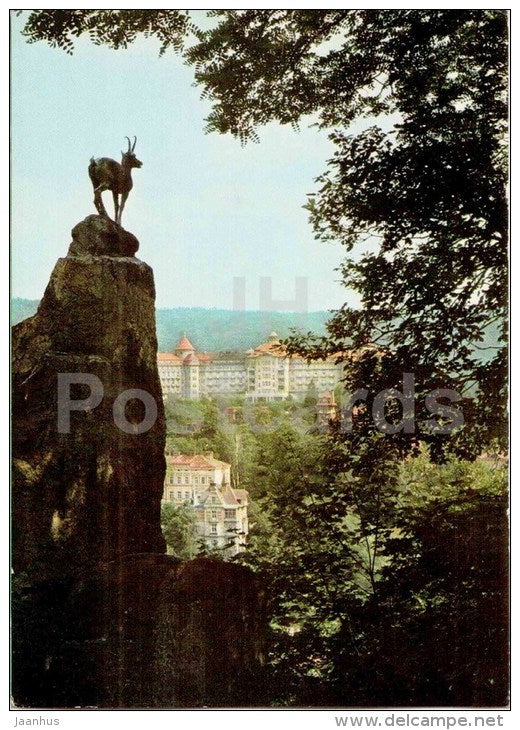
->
[
  {"left": 11, "top": 298, "right": 330, "bottom": 351},
  {"left": 162, "top": 396, "right": 508, "bottom": 706},
  {"left": 10, "top": 298, "right": 502, "bottom": 359}
]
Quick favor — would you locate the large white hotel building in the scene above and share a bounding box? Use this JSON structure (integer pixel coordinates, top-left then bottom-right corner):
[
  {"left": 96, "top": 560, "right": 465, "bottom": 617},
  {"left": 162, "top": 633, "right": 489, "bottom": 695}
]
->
[{"left": 158, "top": 332, "right": 343, "bottom": 401}]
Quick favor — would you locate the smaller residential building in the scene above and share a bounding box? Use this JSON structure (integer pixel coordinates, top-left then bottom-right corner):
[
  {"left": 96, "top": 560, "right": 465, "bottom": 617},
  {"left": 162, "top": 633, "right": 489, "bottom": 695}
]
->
[
  {"left": 316, "top": 390, "right": 340, "bottom": 428},
  {"left": 162, "top": 452, "right": 249, "bottom": 556}
]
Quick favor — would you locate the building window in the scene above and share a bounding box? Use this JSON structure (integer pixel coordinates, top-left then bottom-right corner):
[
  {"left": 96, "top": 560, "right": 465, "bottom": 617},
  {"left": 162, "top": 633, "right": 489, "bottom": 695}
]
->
[
  {"left": 211, "top": 510, "right": 218, "bottom": 520},
  {"left": 225, "top": 509, "right": 235, "bottom": 519},
  {"left": 184, "top": 476, "right": 189, "bottom": 484},
  {"left": 184, "top": 491, "right": 190, "bottom": 501},
  {"left": 201, "top": 477, "right": 205, "bottom": 484},
  {"left": 210, "top": 524, "right": 217, "bottom": 535},
  {"left": 168, "top": 474, "right": 174, "bottom": 485},
  {"left": 169, "top": 491, "right": 174, "bottom": 501}
]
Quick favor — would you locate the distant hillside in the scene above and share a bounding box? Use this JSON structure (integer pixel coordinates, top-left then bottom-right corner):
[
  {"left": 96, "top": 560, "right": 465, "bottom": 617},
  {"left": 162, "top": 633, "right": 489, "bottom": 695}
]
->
[
  {"left": 11, "top": 298, "right": 503, "bottom": 358},
  {"left": 11, "top": 298, "right": 332, "bottom": 352},
  {"left": 155, "top": 308, "right": 331, "bottom": 351}
]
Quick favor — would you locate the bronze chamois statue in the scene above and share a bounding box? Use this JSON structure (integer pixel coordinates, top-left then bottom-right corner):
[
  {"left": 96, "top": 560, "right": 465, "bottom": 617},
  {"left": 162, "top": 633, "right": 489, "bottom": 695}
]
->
[{"left": 88, "top": 136, "right": 142, "bottom": 225}]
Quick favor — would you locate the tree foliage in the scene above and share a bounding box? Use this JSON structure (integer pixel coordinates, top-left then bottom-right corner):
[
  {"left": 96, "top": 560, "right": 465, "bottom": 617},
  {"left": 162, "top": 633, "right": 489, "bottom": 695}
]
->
[
  {"left": 187, "top": 10, "right": 508, "bottom": 455},
  {"left": 19, "top": 9, "right": 192, "bottom": 55},
  {"left": 160, "top": 501, "right": 197, "bottom": 560},
  {"left": 242, "top": 434, "right": 508, "bottom": 706}
]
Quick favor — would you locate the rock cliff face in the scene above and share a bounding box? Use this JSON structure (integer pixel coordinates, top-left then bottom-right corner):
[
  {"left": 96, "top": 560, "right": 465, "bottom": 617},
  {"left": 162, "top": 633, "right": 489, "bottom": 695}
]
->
[
  {"left": 12, "top": 215, "right": 166, "bottom": 580},
  {"left": 12, "top": 216, "right": 265, "bottom": 708}
]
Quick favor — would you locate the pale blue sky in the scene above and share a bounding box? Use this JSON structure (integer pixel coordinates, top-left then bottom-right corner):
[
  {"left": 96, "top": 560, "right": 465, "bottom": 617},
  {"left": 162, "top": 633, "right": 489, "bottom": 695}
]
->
[{"left": 11, "top": 11, "right": 355, "bottom": 311}]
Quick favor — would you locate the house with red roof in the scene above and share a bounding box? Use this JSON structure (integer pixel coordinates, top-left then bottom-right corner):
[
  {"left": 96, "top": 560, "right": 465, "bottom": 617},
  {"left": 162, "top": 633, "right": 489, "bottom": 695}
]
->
[{"left": 162, "top": 452, "right": 249, "bottom": 556}]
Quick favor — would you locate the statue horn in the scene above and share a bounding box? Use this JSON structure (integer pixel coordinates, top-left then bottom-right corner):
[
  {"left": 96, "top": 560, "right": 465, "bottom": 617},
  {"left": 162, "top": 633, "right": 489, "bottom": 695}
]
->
[
  {"left": 132, "top": 136, "right": 137, "bottom": 152},
  {"left": 125, "top": 136, "right": 132, "bottom": 152}
]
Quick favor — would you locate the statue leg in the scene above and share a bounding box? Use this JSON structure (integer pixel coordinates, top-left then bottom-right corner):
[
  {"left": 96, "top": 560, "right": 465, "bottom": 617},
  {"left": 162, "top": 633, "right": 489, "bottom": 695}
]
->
[
  {"left": 112, "top": 191, "right": 120, "bottom": 224},
  {"left": 93, "top": 186, "right": 108, "bottom": 218},
  {"left": 118, "top": 191, "right": 129, "bottom": 226}
]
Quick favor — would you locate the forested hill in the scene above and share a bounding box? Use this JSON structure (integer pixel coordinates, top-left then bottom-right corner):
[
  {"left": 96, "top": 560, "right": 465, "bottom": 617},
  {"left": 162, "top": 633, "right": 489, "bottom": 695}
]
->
[
  {"left": 155, "top": 308, "right": 332, "bottom": 351},
  {"left": 11, "top": 299, "right": 331, "bottom": 352},
  {"left": 11, "top": 298, "right": 502, "bottom": 356}
]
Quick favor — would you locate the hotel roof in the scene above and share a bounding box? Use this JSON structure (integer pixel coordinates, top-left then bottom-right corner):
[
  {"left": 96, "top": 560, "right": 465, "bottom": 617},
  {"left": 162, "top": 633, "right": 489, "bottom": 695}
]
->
[
  {"left": 175, "top": 334, "right": 195, "bottom": 351},
  {"left": 158, "top": 333, "right": 349, "bottom": 363},
  {"left": 157, "top": 352, "right": 182, "bottom": 362},
  {"left": 167, "top": 453, "right": 230, "bottom": 470}
]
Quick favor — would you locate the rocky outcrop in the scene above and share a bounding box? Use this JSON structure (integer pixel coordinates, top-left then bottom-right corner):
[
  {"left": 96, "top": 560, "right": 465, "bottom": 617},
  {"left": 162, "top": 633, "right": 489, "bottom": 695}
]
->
[
  {"left": 12, "top": 216, "right": 266, "bottom": 708},
  {"left": 12, "top": 216, "right": 166, "bottom": 580},
  {"left": 68, "top": 214, "right": 139, "bottom": 256},
  {"left": 12, "top": 555, "right": 266, "bottom": 708}
]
